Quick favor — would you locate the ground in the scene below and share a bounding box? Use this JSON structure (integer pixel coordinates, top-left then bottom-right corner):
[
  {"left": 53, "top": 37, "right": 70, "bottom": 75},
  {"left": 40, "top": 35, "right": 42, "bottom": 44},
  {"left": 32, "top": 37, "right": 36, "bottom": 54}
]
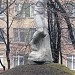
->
[{"left": 0, "top": 63, "right": 75, "bottom": 75}]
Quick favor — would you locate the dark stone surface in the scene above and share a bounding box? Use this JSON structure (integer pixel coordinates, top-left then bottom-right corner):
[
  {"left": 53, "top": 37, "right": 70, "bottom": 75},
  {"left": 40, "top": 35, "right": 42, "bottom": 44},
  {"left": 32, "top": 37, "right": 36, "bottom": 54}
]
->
[
  {"left": 2, "top": 63, "right": 74, "bottom": 75},
  {"left": 33, "top": 61, "right": 45, "bottom": 64}
]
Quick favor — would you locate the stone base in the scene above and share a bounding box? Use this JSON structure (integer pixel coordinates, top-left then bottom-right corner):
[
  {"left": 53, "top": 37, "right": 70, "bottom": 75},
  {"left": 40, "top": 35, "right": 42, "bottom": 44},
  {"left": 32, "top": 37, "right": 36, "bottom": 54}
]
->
[
  {"left": 28, "top": 60, "right": 52, "bottom": 65},
  {"left": 2, "top": 63, "right": 74, "bottom": 75}
]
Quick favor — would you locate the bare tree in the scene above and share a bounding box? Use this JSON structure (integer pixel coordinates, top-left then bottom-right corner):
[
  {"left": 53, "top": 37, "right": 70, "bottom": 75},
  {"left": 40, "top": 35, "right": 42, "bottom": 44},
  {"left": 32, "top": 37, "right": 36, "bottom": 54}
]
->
[
  {"left": 47, "top": 0, "right": 75, "bottom": 63},
  {"left": 0, "top": 0, "right": 16, "bottom": 69},
  {"left": 0, "top": 0, "right": 75, "bottom": 68},
  {"left": 1, "top": 0, "right": 34, "bottom": 69}
]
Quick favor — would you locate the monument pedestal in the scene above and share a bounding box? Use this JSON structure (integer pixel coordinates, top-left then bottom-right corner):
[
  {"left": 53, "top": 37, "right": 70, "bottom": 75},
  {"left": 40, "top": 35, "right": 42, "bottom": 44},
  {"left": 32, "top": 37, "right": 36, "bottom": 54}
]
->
[{"left": 3, "top": 63, "right": 74, "bottom": 75}]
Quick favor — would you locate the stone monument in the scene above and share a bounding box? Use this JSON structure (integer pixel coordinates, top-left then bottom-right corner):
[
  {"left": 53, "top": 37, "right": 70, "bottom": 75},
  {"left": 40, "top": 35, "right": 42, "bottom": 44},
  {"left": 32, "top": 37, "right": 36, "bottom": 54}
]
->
[{"left": 28, "top": 0, "right": 53, "bottom": 64}]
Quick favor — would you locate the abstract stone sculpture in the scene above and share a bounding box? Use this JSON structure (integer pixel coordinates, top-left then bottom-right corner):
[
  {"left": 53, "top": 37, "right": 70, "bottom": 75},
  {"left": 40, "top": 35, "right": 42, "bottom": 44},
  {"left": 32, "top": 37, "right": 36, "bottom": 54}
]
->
[{"left": 28, "top": 0, "right": 53, "bottom": 64}]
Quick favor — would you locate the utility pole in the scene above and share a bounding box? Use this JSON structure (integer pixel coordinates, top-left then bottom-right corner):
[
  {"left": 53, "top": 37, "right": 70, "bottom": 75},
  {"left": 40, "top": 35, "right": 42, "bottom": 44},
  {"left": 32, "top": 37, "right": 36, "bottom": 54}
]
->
[{"left": 6, "top": 0, "right": 10, "bottom": 69}]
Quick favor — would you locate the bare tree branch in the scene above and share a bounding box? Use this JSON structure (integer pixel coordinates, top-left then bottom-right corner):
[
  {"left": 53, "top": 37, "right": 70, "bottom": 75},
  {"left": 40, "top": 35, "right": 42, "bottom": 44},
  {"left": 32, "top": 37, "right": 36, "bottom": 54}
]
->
[{"left": 0, "top": 0, "right": 15, "bottom": 14}]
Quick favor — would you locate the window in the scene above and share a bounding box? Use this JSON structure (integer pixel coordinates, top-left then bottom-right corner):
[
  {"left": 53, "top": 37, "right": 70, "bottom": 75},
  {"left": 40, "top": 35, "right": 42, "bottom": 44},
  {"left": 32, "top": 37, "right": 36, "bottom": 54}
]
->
[
  {"left": 67, "top": 55, "right": 75, "bottom": 70},
  {"left": 13, "top": 28, "right": 36, "bottom": 43},
  {"left": 29, "top": 28, "right": 36, "bottom": 41},
  {"left": 13, "top": 28, "right": 26, "bottom": 42},
  {"left": 13, "top": 55, "right": 24, "bottom": 67},
  {"left": 30, "top": 4, "right": 34, "bottom": 18},
  {"left": 14, "top": 2, "right": 30, "bottom": 18},
  {"left": 67, "top": 28, "right": 75, "bottom": 43},
  {"left": 0, "top": 0, "right": 4, "bottom": 17},
  {"left": 63, "top": 2, "right": 75, "bottom": 17},
  {"left": 0, "top": 28, "right": 3, "bottom": 42}
]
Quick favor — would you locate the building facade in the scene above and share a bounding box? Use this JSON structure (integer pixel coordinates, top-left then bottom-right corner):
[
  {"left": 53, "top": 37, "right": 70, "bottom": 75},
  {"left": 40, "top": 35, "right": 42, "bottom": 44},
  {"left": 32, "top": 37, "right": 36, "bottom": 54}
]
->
[
  {"left": 60, "top": 0, "right": 75, "bottom": 70},
  {"left": 0, "top": 0, "right": 75, "bottom": 71},
  {"left": 0, "top": 0, "right": 36, "bottom": 70}
]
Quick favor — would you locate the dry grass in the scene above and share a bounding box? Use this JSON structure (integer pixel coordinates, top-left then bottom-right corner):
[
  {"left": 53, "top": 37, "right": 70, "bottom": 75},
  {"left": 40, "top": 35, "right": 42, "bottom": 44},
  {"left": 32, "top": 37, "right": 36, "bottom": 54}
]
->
[{"left": 1, "top": 63, "right": 75, "bottom": 75}]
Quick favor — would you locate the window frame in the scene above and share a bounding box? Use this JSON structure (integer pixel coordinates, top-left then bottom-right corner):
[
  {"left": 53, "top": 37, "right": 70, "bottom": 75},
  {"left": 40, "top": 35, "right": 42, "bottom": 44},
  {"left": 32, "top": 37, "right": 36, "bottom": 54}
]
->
[
  {"left": 13, "top": 28, "right": 36, "bottom": 43},
  {"left": 30, "top": 4, "right": 34, "bottom": 18},
  {"left": 13, "top": 28, "right": 26, "bottom": 43},
  {"left": 0, "top": 28, "right": 4, "bottom": 43},
  {"left": 0, "top": 1, "right": 4, "bottom": 18},
  {"left": 67, "top": 55, "right": 75, "bottom": 70},
  {"left": 67, "top": 27, "right": 75, "bottom": 44},
  {"left": 29, "top": 28, "right": 36, "bottom": 42},
  {"left": 14, "top": 2, "right": 31, "bottom": 18},
  {"left": 13, "top": 55, "right": 24, "bottom": 67}
]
